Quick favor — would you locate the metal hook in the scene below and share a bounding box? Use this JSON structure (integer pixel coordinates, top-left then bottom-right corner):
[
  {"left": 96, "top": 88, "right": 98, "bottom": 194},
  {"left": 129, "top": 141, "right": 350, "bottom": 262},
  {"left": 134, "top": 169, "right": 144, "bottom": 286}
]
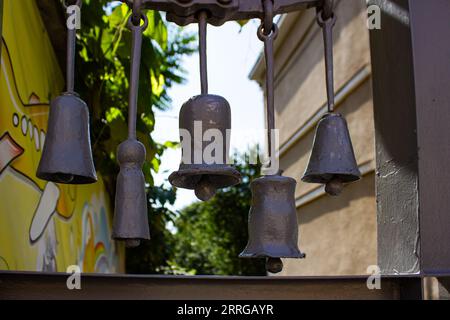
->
[
  {"left": 131, "top": 0, "right": 143, "bottom": 26},
  {"left": 318, "top": 0, "right": 334, "bottom": 20},
  {"left": 262, "top": 0, "right": 274, "bottom": 36},
  {"left": 127, "top": 11, "right": 149, "bottom": 30}
]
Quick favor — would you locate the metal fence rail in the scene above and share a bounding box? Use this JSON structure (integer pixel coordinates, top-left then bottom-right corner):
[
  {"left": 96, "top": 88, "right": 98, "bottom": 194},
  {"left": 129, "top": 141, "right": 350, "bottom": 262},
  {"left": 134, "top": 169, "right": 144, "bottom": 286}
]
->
[{"left": 0, "top": 271, "right": 424, "bottom": 300}]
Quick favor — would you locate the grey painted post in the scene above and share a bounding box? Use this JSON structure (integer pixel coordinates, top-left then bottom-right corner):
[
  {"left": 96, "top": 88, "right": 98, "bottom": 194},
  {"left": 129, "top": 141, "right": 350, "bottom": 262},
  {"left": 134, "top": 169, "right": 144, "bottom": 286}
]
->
[
  {"left": 409, "top": 0, "right": 450, "bottom": 275},
  {"left": 369, "top": 0, "right": 450, "bottom": 275}
]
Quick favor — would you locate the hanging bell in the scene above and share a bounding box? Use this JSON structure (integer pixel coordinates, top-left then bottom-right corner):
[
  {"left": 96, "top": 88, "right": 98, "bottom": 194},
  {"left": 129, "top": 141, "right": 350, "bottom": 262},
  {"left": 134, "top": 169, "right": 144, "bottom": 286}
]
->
[
  {"left": 37, "top": 92, "right": 97, "bottom": 184},
  {"left": 240, "top": 175, "right": 305, "bottom": 273},
  {"left": 112, "top": 139, "right": 150, "bottom": 248},
  {"left": 169, "top": 94, "right": 241, "bottom": 201},
  {"left": 302, "top": 113, "right": 360, "bottom": 196}
]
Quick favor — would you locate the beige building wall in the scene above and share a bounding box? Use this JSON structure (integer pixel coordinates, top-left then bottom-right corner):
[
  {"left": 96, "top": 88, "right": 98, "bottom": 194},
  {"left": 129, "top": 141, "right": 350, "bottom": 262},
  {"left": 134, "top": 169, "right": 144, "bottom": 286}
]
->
[{"left": 251, "top": 0, "right": 376, "bottom": 275}]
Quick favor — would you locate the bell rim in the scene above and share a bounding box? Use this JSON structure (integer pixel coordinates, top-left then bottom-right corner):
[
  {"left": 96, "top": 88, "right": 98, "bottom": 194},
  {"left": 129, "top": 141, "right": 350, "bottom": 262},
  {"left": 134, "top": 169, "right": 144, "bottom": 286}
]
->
[
  {"left": 239, "top": 251, "right": 306, "bottom": 259},
  {"left": 169, "top": 165, "right": 241, "bottom": 190},
  {"left": 36, "top": 170, "right": 98, "bottom": 184},
  {"left": 239, "top": 243, "right": 305, "bottom": 259},
  {"left": 112, "top": 234, "right": 151, "bottom": 241},
  {"left": 301, "top": 172, "right": 361, "bottom": 184}
]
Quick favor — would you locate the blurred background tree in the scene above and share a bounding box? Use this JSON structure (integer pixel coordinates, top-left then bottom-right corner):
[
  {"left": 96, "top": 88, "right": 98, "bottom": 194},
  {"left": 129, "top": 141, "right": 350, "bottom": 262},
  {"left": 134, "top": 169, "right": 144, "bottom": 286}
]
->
[{"left": 166, "top": 151, "right": 266, "bottom": 276}]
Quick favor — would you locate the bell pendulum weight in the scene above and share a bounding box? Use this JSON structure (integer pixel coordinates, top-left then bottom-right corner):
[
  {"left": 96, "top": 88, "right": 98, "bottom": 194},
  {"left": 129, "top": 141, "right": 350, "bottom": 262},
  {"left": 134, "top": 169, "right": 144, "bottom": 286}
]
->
[
  {"left": 169, "top": 11, "right": 241, "bottom": 201},
  {"left": 239, "top": 0, "right": 305, "bottom": 274},
  {"left": 37, "top": 0, "right": 97, "bottom": 184},
  {"left": 112, "top": 3, "right": 150, "bottom": 248},
  {"left": 302, "top": 6, "right": 361, "bottom": 196}
]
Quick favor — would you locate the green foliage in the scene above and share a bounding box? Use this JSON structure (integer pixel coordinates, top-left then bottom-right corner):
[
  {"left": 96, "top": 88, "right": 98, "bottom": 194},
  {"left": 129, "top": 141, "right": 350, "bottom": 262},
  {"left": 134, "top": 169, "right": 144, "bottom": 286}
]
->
[
  {"left": 167, "top": 151, "right": 266, "bottom": 276},
  {"left": 73, "top": 1, "right": 195, "bottom": 273}
]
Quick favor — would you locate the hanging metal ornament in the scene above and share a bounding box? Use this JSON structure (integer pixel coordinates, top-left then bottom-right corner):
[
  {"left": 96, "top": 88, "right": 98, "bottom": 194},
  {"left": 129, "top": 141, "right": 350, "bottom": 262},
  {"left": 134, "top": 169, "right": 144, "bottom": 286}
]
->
[
  {"left": 302, "top": 2, "right": 361, "bottom": 196},
  {"left": 239, "top": 0, "right": 305, "bottom": 274},
  {"left": 112, "top": 2, "right": 150, "bottom": 248},
  {"left": 169, "top": 11, "right": 241, "bottom": 201},
  {"left": 37, "top": 0, "right": 97, "bottom": 184}
]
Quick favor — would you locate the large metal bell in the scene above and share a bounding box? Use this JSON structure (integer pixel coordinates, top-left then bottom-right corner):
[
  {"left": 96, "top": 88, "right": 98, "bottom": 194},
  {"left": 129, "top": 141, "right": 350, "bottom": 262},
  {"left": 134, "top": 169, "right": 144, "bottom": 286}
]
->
[
  {"left": 37, "top": 92, "right": 97, "bottom": 184},
  {"left": 302, "top": 113, "right": 361, "bottom": 196},
  {"left": 169, "top": 94, "right": 241, "bottom": 201},
  {"left": 240, "top": 175, "right": 305, "bottom": 273},
  {"left": 112, "top": 139, "right": 150, "bottom": 248}
]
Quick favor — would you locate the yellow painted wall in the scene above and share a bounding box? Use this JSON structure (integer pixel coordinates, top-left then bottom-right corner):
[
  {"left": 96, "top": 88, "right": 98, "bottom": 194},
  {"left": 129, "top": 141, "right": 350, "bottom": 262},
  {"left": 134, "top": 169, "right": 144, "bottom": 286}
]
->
[{"left": 0, "top": 0, "right": 124, "bottom": 272}]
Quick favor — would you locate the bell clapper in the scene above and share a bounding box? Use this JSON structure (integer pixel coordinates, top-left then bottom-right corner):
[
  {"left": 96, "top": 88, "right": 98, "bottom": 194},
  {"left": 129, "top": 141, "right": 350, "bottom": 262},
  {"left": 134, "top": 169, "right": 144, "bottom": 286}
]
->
[
  {"left": 325, "top": 179, "right": 344, "bottom": 196},
  {"left": 55, "top": 173, "right": 75, "bottom": 184},
  {"left": 266, "top": 257, "right": 283, "bottom": 274},
  {"left": 126, "top": 239, "right": 141, "bottom": 248},
  {"left": 195, "top": 177, "right": 216, "bottom": 201}
]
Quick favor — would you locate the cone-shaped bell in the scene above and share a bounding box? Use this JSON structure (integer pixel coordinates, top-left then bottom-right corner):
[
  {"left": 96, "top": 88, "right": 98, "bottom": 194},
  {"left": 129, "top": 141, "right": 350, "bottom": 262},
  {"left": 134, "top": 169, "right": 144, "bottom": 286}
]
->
[
  {"left": 302, "top": 113, "right": 360, "bottom": 195},
  {"left": 37, "top": 92, "right": 97, "bottom": 184},
  {"left": 169, "top": 94, "right": 241, "bottom": 201},
  {"left": 112, "top": 139, "right": 150, "bottom": 248},
  {"left": 240, "top": 175, "right": 305, "bottom": 273}
]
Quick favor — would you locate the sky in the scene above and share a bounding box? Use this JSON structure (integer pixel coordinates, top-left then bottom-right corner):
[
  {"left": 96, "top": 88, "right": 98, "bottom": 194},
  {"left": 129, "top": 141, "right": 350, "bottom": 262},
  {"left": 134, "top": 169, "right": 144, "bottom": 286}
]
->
[{"left": 152, "top": 20, "right": 265, "bottom": 211}]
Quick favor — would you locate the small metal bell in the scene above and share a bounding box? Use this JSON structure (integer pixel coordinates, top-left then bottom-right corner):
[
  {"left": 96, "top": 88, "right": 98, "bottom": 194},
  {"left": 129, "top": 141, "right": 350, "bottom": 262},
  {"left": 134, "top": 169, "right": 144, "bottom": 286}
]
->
[
  {"left": 302, "top": 113, "right": 360, "bottom": 196},
  {"left": 169, "top": 94, "right": 241, "bottom": 201},
  {"left": 112, "top": 139, "right": 150, "bottom": 248},
  {"left": 240, "top": 175, "right": 305, "bottom": 273},
  {"left": 37, "top": 92, "right": 97, "bottom": 184}
]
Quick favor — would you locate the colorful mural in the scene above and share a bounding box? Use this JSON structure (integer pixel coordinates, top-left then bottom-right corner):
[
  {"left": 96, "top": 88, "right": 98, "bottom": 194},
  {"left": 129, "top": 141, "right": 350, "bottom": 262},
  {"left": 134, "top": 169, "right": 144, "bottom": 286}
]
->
[{"left": 0, "top": 0, "right": 124, "bottom": 272}]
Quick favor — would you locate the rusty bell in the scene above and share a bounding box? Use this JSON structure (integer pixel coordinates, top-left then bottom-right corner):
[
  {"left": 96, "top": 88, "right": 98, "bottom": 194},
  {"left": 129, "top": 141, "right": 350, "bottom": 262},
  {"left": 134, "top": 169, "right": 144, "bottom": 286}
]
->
[
  {"left": 240, "top": 174, "right": 305, "bottom": 273},
  {"left": 169, "top": 94, "right": 241, "bottom": 201},
  {"left": 302, "top": 113, "right": 360, "bottom": 196},
  {"left": 37, "top": 92, "right": 97, "bottom": 184}
]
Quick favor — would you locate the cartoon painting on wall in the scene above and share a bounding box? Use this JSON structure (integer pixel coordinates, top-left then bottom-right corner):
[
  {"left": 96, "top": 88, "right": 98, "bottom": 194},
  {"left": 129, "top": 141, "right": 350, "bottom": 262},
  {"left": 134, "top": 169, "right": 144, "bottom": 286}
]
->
[{"left": 0, "top": 0, "right": 124, "bottom": 273}]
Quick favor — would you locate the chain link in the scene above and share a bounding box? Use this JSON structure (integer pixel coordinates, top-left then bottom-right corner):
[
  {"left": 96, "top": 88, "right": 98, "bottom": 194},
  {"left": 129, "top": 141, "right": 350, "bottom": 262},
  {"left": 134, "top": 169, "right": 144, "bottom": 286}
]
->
[{"left": 262, "top": 0, "right": 274, "bottom": 36}]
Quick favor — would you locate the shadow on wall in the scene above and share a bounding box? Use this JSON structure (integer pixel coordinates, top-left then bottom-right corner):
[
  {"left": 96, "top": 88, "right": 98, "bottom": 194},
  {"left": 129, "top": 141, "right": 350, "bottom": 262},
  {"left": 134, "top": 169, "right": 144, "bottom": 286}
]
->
[{"left": 299, "top": 172, "right": 375, "bottom": 225}]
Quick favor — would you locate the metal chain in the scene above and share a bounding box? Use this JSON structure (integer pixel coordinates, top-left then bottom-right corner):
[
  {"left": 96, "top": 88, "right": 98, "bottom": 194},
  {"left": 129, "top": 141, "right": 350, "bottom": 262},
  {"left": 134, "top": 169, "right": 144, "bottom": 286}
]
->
[
  {"left": 127, "top": 8, "right": 148, "bottom": 139},
  {"left": 258, "top": 0, "right": 278, "bottom": 164}
]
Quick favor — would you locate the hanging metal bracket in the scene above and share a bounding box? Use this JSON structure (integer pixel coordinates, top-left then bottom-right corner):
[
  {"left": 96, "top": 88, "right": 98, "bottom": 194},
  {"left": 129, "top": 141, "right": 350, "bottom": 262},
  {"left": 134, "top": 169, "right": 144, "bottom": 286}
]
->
[{"left": 121, "top": 0, "right": 323, "bottom": 26}]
